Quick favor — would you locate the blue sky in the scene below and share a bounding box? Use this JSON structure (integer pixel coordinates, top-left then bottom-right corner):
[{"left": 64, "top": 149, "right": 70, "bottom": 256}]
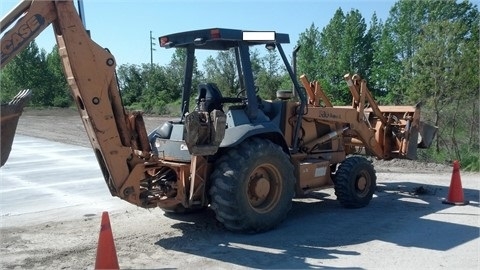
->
[{"left": 1, "top": 0, "right": 396, "bottom": 67}]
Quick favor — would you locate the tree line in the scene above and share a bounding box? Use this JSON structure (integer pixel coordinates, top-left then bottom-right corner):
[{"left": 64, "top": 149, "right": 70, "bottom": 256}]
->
[{"left": 0, "top": 0, "right": 478, "bottom": 170}]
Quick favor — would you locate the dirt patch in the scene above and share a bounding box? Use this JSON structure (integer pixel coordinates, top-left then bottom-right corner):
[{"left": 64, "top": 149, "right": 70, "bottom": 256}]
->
[
  {"left": 17, "top": 107, "right": 173, "bottom": 148},
  {"left": 371, "top": 158, "right": 451, "bottom": 173}
]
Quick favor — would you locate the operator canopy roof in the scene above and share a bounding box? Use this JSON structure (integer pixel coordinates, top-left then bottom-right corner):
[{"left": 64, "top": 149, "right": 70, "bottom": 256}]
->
[{"left": 159, "top": 28, "right": 290, "bottom": 50}]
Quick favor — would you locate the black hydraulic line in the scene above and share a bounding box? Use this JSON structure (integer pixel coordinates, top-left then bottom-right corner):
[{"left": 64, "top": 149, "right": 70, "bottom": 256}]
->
[{"left": 277, "top": 43, "right": 306, "bottom": 153}]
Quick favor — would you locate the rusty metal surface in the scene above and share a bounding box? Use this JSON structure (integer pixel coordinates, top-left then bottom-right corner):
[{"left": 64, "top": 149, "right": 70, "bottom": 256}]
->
[{"left": 294, "top": 74, "right": 438, "bottom": 160}]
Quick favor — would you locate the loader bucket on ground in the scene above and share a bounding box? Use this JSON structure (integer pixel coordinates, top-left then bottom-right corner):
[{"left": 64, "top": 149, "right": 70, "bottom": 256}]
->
[
  {"left": 405, "top": 120, "right": 438, "bottom": 160},
  {"left": 1, "top": 89, "right": 32, "bottom": 167},
  {"left": 418, "top": 121, "right": 438, "bottom": 149}
]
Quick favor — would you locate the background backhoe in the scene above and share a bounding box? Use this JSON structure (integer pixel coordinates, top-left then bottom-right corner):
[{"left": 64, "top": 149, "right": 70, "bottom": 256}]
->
[{"left": 1, "top": 0, "right": 437, "bottom": 232}]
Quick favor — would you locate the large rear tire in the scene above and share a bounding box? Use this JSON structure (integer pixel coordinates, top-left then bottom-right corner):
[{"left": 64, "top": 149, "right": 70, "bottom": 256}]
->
[
  {"left": 209, "top": 138, "right": 295, "bottom": 233},
  {"left": 334, "top": 156, "right": 376, "bottom": 208}
]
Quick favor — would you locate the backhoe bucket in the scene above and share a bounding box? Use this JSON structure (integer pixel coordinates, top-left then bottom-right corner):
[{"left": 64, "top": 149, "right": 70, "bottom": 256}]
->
[{"left": 1, "top": 89, "right": 31, "bottom": 167}]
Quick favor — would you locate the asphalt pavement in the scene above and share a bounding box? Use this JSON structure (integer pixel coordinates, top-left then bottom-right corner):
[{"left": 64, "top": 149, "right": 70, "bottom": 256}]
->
[{"left": 0, "top": 135, "right": 132, "bottom": 227}]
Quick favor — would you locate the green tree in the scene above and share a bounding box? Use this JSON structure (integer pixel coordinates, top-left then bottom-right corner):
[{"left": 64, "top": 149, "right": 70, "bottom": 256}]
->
[
  {"left": 317, "top": 8, "right": 372, "bottom": 104},
  {"left": 408, "top": 1, "right": 479, "bottom": 167},
  {"left": 203, "top": 49, "right": 238, "bottom": 96},
  {"left": 343, "top": 9, "right": 369, "bottom": 75},
  {"left": 202, "top": 46, "right": 290, "bottom": 101},
  {"left": 363, "top": 12, "right": 382, "bottom": 94},
  {"left": 370, "top": 16, "right": 400, "bottom": 104},
  {"left": 117, "top": 49, "right": 203, "bottom": 114},
  {"left": 46, "top": 45, "right": 71, "bottom": 107},
  {"left": 0, "top": 41, "right": 51, "bottom": 106},
  {"left": 388, "top": 1, "right": 432, "bottom": 104},
  {"left": 166, "top": 48, "right": 203, "bottom": 103},
  {"left": 1, "top": 41, "right": 71, "bottom": 107},
  {"left": 319, "top": 8, "right": 347, "bottom": 104},
  {"left": 375, "top": 0, "right": 479, "bottom": 169},
  {"left": 116, "top": 63, "right": 173, "bottom": 114},
  {"left": 117, "top": 64, "right": 144, "bottom": 106},
  {"left": 140, "top": 63, "right": 171, "bottom": 114},
  {"left": 256, "top": 50, "right": 285, "bottom": 100},
  {"left": 284, "top": 9, "right": 378, "bottom": 105},
  {"left": 250, "top": 48, "right": 263, "bottom": 83},
  {"left": 296, "top": 23, "right": 322, "bottom": 81}
]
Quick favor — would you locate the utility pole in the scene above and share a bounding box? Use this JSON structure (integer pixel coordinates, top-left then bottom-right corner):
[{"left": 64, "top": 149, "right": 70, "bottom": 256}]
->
[{"left": 150, "top": 31, "right": 156, "bottom": 66}]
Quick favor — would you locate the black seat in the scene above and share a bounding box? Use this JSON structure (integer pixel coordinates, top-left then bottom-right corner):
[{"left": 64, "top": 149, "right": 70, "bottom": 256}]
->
[{"left": 197, "top": 83, "right": 224, "bottom": 112}]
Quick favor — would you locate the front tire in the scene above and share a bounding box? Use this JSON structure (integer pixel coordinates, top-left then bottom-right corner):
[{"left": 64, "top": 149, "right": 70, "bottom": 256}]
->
[
  {"left": 209, "top": 138, "right": 295, "bottom": 233},
  {"left": 334, "top": 156, "right": 376, "bottom": 208}
]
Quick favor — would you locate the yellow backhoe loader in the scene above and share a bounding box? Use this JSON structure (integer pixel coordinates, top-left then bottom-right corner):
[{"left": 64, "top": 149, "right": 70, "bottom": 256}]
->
[{"left": 1, "top": 0, "right": 437, "bottom": 232}]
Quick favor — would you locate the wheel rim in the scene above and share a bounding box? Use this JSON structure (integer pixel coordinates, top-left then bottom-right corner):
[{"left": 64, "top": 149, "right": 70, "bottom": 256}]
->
[
  {"left": 246, "top": 164, "right": 282, "bottom": 213},
  {"left": 355, "top": 169, "right": 371, "bottom": 197}
]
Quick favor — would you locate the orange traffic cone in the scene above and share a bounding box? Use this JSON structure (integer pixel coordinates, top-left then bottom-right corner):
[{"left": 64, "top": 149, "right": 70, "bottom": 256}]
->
[
  {"left": 95, "top": 211, "right": 120, "bottom": 270},
  {"left": 442, "top": 160, "right": 469, "bottom": 205}
]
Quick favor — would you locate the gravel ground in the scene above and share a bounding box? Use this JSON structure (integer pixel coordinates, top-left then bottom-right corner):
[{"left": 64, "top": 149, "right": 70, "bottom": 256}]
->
[
  {"left": 1, "top": 108, "right": 477, "bottom": 270},
  {"left": 15, "top": 107, "right": 173, "bottom": 149}
]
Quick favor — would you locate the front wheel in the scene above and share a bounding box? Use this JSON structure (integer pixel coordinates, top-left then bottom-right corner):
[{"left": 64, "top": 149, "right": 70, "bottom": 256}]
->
[
  {"left": 209, "top": 138, "right": 295, "bottom": 233},
  {"left": 334, "top": 156, "right": 376, "bottom": 208}
]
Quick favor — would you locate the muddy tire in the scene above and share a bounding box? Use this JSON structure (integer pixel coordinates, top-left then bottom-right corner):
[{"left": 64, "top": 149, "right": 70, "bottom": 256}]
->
[
  {"left": 209, "top": 138, "right": 295, "bottom": 233},
  {"left": 334, "top": 156, "right": 376, "bottom": 208}
]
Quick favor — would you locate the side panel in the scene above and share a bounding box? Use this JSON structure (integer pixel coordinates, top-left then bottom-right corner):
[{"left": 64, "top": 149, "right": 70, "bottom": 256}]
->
[
  {"left": 295, "top": 159, "right": 333, "bottom": 195},
  {"left": 221, "top": 108, "right": 288, "bottom": 151}
]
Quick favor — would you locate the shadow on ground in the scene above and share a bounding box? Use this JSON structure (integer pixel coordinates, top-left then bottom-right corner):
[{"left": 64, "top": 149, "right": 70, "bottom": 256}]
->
[{"left": 155, "top": 181, "right": 479, "bottom": 269}]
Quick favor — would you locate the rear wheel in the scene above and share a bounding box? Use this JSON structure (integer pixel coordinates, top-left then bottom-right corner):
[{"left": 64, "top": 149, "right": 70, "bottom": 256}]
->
[
  {"left": 209, "top": 138, "right": 295, "bottom": 233},
  {"left": 334, "top": 156, "right": 376, "bottom": 208}
]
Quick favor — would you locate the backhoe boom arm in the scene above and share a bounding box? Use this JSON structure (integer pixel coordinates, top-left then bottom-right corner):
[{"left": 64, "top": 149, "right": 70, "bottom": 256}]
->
[{"left": 1, "top": 0, "right": 160, "bottom": 207}]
